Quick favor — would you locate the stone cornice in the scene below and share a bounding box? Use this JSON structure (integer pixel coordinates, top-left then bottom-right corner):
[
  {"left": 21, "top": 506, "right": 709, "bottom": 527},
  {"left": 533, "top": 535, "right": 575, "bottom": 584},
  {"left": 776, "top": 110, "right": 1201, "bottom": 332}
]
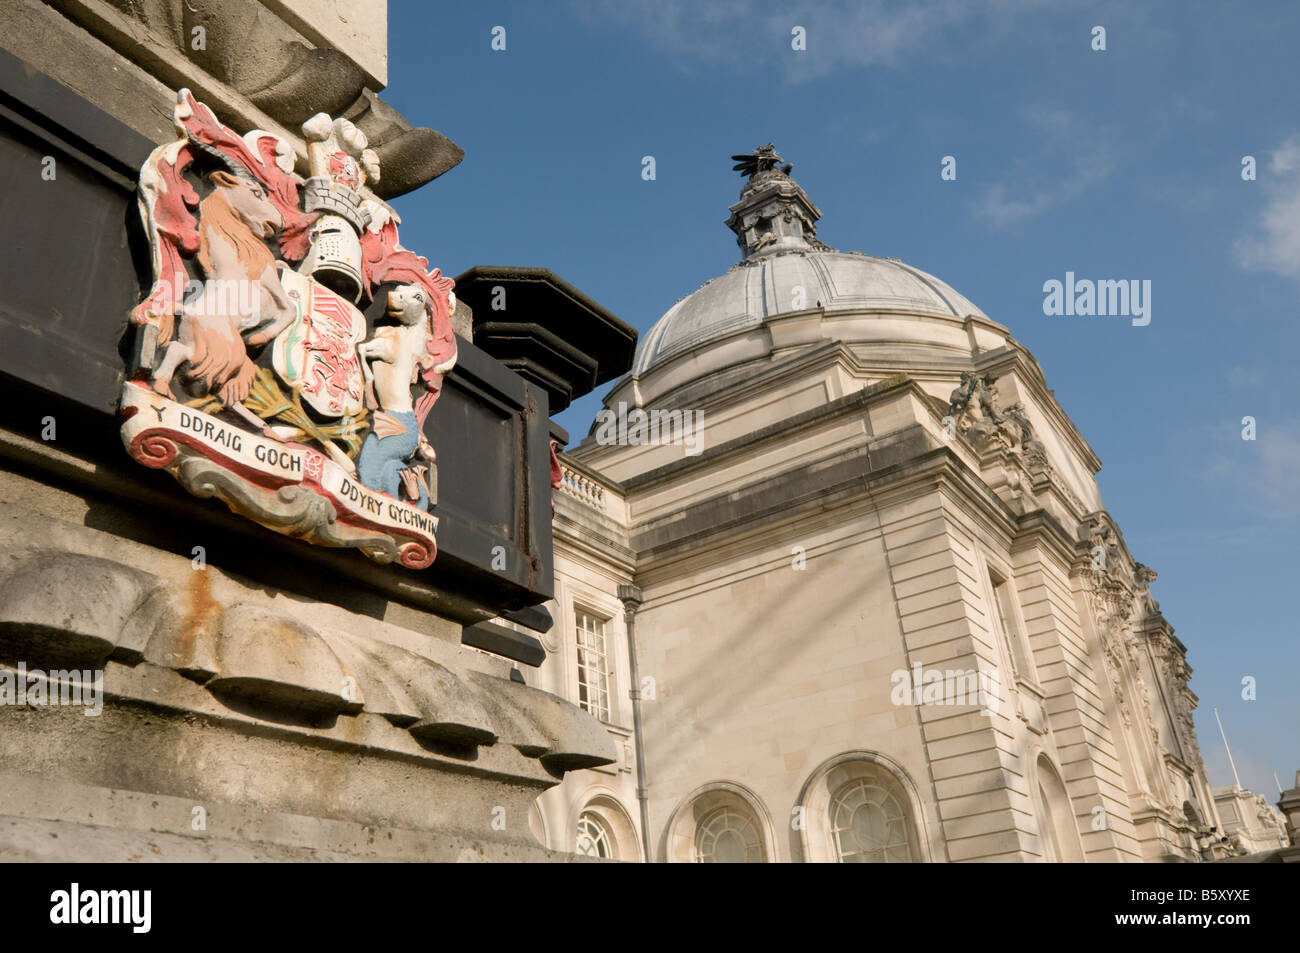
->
[
  {"left": 553, "top": 511, "right": 638, "bottom": 577},
  {"left": 1007, "top": 507, "right": 1081, "bottom": 567},
  {"left": 629, "top": 438, "right": 1023, "bottom": 569},
  {"left": 619, "top": 374, "right": 917, "bottom": 492}
]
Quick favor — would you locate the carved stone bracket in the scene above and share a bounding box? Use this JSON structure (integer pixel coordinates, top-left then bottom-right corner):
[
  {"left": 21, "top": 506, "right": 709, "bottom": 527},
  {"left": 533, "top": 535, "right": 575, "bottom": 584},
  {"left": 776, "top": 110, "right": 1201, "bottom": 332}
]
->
[{"left": 0, "top": 545, "right": 616, "bottom": 772}]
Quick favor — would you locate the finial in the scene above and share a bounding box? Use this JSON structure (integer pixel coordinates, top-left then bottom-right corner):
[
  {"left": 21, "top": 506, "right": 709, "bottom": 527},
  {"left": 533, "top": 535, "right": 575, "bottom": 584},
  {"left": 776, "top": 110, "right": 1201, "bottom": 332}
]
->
[
  {"left": 730, "top": 143, "right": 793, "bottom": 179},
  {"left": 725, "top": 144, "right": 824, "bottom": 260}
]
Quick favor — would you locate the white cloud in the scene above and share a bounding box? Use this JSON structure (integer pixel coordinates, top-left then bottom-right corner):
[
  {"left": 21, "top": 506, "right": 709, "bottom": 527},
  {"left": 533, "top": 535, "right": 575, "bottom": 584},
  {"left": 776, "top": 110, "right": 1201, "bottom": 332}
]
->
[
  {"left": 1236, "top": 133, "right": 1300, "bottom": 277},
  {"left": 1204, "top": 418, "right": 1300, "bottom": 520},
  {"left": 578, "top": 1, "right": 1115, "bottom": 227},
  {"left": 1269, "top": 136, "right": 1300, "bottom": 175},
  {"left": 576, "top": 0, "right": 1053, "bottom": 82},
  {"left": 971, "top": 107, "right": 1117, "bottom": 228},
  {"left": 1256, "top": 429, "right": 1300, "bottom": 514}
]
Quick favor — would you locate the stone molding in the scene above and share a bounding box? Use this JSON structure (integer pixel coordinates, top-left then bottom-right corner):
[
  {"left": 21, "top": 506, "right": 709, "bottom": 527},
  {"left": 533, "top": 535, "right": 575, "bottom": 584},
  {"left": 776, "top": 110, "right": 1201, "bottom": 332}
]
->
[{"left": 0, "top": 524, "right": 616, "bottom": 782}]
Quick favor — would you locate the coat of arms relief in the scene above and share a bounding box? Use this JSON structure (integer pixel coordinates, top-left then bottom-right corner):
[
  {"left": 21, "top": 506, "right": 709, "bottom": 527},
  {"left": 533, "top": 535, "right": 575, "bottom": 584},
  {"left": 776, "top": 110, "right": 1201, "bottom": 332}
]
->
[{"left": 120, "top": 90, "right": 456, "bottom": 569}]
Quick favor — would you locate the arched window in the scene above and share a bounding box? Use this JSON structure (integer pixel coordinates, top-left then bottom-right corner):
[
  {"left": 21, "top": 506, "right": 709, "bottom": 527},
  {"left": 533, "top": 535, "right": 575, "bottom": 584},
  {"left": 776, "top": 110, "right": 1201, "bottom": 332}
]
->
[
  {"left": 575, "top": 811, "right": 614, "bottom": 858},
  {"left": 1035, "top": 754, "right": 1084, "bottom": 862},
  {"left": 828, "top": 777, "right": 914, "bottom": 862},
  {"left": 663, "top": 783, "right": 774, "bottom": 863},
  {"left": 695, "top": 807, "right": 763, "bottom": 863},
  {"left": 572, "top": 795, "right": 641, "bottom": 860},
  {"left": 794, "top": 752, "right": 929, "bottom": 863}
]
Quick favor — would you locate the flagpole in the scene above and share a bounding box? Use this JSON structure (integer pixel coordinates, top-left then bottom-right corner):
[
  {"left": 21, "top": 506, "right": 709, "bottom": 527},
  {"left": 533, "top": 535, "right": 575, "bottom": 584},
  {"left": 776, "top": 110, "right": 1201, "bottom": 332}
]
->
[{"left": 1213, "top": 707, "right": 1241, "bottom": 788}]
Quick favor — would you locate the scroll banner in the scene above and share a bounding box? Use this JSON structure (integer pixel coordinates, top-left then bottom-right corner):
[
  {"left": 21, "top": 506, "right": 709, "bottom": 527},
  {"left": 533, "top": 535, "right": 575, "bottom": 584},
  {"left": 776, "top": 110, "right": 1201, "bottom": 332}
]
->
[{"left": 119, "top": 382, "right": 437, "bottom": 569}]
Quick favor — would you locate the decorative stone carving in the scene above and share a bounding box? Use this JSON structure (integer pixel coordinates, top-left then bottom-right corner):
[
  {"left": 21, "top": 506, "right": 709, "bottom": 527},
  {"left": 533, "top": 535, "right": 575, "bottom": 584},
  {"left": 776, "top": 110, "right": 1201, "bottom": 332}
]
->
[
  {"left": 1135, "top": 565, "right": 1206, "bottom": 776},
  {"left": 1135, "top": 562, "right": 1161, "bottom": 614},
  {"left": 1080, "top": 521, "right": 1205, "bottom": 818},
  {"left": 1099, "top": 630, "right": 1134, "bottom": 729},
  {"left": 122, "top": 90, "right": 457, "bottom": 570},
  {"left": 1132, "top": 663, "right": 1162, "bottom": 750},
  {"left": 1147, "top": 626, "right": 1206, "bottom": 774},
  {"left": 946, "top": 372, "right": 1049, "bottom": 466},
  {"left": 944, "top": 372, "right": 1064, "bottom": 513},
  {"left": 1082, "top": 521, "right": 1133, "bottom": 632},
  {"left": 0, "top": 549, "right": 160, "bottom": 667}
]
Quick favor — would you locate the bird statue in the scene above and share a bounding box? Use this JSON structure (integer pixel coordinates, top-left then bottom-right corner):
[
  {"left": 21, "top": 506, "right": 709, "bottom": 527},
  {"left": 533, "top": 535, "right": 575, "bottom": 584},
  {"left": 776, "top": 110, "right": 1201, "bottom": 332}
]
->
[{"left": 731, "top": 143, "right": 792, "bottom": 178}]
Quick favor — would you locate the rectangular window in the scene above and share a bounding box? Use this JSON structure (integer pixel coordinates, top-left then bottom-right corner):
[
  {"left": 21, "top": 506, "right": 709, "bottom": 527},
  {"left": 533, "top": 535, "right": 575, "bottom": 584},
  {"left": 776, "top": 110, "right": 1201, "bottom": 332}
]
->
[
  {"left": 991, "top": 573, "right": 1032, "bottom": 679},
  {"left": 575, "top": 609, "right": 611, "bottom": 723}
]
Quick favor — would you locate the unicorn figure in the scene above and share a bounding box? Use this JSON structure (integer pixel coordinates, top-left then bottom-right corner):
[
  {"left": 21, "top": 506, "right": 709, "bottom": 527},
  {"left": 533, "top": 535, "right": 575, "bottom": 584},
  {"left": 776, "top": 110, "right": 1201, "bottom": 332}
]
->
[
  {"left": 150, "top": 166, "right": 297, "bottom": 430},
  {"left": 356, "top": 279, "right": 456, "bottom": 509}
]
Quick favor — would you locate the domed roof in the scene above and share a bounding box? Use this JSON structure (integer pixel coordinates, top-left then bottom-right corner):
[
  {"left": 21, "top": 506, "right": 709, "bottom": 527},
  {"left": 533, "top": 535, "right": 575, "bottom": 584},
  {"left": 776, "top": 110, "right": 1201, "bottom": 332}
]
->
[
  {"left": 631, "top": 144, "right": 986, "bottom": 378},
  {"left": 633, "top": 251, "right": 986, "bottom": 375}
]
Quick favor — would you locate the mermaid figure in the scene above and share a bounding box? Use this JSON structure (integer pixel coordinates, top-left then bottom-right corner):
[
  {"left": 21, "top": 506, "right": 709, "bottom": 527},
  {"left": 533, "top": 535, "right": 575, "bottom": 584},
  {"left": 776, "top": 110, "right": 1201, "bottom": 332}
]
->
[{"left": 356, "top": 282, "right": 455, "bottom": 509}]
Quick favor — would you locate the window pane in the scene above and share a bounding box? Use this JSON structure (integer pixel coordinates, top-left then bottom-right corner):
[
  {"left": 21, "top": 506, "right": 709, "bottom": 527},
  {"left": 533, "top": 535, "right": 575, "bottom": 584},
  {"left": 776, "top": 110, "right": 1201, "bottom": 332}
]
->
[
  {"left": 829, "top": 778, "right": 914, "bottom": 863},
  {"left": 575, "top": 610, "right": 611, "bottom": 722},
  {"left": 695, "top": 807, "right": 764, "bottom": 863},
  {"left": 576, "top": 812, "right": 614, "bottom": 858}
]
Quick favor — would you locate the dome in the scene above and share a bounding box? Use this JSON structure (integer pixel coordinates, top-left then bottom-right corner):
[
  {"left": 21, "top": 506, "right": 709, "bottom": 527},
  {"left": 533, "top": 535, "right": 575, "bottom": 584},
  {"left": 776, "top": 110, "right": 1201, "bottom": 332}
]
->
[
  {"left": 631, "top": 144, "right": 986, "bottom": 378},
  {"left": 633, "top": 251, "right": 986, "bottom": 376}
]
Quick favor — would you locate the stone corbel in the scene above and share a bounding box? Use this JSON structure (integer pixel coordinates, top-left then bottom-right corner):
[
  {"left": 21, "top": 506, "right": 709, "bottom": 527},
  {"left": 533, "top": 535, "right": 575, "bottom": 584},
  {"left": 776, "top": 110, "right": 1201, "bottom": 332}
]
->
[
  {"left": 984, "top": 459, "right": 1035, "bottom": 511},
  {"left": 0, "top": 546, "right": 615, "bottom": 771}
]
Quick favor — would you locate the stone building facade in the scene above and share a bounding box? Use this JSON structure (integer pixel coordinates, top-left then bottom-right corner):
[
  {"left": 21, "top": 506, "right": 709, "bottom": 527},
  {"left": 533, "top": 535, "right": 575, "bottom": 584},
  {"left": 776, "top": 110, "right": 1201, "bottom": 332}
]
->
[
  {"left": 534, "top": 147, "right": 1229, "bottom": 863},
  {"left": 0, "top": 3, "right": 1240, "bottom": 865}
]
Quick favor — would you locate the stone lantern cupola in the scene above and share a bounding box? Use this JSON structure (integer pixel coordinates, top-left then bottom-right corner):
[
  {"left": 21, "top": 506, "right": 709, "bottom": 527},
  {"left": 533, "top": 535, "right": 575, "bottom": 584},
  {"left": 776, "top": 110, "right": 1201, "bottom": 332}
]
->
[{"left": 726, "top": 144, "right": 828, "bottom": 260}]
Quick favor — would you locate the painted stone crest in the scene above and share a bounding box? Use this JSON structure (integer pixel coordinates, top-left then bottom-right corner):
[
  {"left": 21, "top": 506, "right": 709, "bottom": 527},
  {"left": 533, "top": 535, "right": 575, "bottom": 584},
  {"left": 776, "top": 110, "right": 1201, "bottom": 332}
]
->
[{"left": 120, "top": 90, "right": 456, "bottom": 569}]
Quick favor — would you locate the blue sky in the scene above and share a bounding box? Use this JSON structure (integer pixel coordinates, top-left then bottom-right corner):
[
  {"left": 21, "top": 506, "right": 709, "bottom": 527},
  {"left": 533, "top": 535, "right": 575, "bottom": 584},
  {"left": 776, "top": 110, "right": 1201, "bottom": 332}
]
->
[{"left": 384, "top": 1, "right": 1299, "bottom": 804}]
